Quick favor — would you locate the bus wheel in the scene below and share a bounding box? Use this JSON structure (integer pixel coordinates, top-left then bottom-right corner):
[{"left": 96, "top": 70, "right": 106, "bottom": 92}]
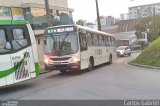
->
[
  {"left": 88, "top": 59, "right": 94, "bottom": 71},
  {"left": 45, "top": 65, "right": 52, "bottom": 71},
  {"left": 60, "top": 70, "right": 67, "bottom": 74},
  {"left": 108, "top": 55, "right": 112, "bottom": 64}
]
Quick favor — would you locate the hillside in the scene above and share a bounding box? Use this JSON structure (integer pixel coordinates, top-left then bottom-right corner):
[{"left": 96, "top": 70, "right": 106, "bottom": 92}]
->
[{"left": 132, "top": 37, "right": 160, "bottom": 67}]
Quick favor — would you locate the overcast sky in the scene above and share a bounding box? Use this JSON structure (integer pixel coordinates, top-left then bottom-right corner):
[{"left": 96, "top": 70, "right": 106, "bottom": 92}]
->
[{"left": 68, "top": 0, "right": 160, "bottom": 22}]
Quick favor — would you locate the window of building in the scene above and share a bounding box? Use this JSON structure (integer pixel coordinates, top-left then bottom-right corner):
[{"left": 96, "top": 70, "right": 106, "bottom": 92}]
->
[
  {"left": 44, "top": 40, "right": 46, "bottom": 45},
  {"left": 11, "top": 7, "right": 24, "bottom": 20},
  {"left": 0, "top": 7, "right": 11, "bottom": 17},
  {"left": 31, "top": 8, "right": 46, "bottom": 16},
  {"left": 38, "top": 39, "right": 40, "bottom": 45}
]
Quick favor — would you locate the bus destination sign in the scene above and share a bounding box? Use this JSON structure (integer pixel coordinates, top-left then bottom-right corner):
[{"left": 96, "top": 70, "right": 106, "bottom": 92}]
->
[{"left": 46, "top": 26, "right": 77, "bottom": 34}]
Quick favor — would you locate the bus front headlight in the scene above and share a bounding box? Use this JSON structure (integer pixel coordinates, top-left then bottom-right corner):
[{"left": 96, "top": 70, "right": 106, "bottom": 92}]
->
[
  {"left": 71, "top": 56, "right": 80, "bottom": 63},
  {"left": 44, "top": 59, "right": 48, "bottom": 64},
  {"left": 44, "top": 56, "right": 52, "bottom": 64}
]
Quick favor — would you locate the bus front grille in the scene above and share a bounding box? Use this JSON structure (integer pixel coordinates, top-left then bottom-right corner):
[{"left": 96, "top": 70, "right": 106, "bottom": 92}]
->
[
  {"left": 54, "top": 65, "right": 69, "bottom": 69},
  {"left": 50, "top": 57, "right": 71, "bottom": 61}
]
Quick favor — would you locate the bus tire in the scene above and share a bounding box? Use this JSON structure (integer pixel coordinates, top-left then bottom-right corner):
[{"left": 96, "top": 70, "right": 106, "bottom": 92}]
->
[
  {"left": 60, "top": 70, "right": 67, "bottom": 74},
  {"left": 108, "top": 55, "right": 112, "bottom": 64},
  {"left": 88, "top": 58, "right": 94, "bottom": 72},
  {"left": 45, "top": 65, "right": 52, "bottom": 71}
]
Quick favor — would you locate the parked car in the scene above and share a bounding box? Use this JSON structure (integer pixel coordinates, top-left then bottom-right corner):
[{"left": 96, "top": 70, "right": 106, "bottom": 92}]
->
[{"left": 116, "top": 46, "right": 131, "bottom": 57}]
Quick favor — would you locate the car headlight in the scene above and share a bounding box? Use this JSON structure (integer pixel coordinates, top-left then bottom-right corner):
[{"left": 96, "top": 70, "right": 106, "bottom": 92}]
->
[{"left": 120, "top": 51, "right": 124, "bottom": 54}]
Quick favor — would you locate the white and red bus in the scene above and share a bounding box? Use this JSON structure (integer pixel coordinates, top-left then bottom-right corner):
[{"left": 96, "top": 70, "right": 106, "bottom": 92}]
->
[{"left": 44, "top": 25, "right": 115, "bottom": 73}]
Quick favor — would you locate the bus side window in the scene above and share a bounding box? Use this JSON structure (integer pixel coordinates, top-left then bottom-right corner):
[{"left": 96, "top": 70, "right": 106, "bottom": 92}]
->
[
  {"left": 111, "top": 37, "right": 113, "bottom": 46},
  {"left": 79, "top": 31, "right": 87, "bottom": 51},
  {"left": 99, "top": 35, "right": 103, "bottom": 46},
  {"left": 0, "top": 29, "right": 11, "bottom": 53},
  {"left": 87, "top": 32, "right": 93, "bottom": 47},
  {"left": 108, "top": 37, "right": 111, "bottom": 46},
  {"left": 93, "top": 33, "right": 98, "bottom": 46},
  {"left": 105, "top": 36, "right": 109, "bottom": 46},
  {"left": 113, "top": 38, "right": 115, "bottom": 46},
  {"left": 12, "top": 28, "right": 29, "bottom": 50}
]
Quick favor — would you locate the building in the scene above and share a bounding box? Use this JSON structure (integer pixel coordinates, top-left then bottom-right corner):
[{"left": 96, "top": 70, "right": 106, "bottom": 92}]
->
[
  {"left": 76, "top": 19, "right": 87, "bottom": 26},
  {"left": 129, "top": 2, "right": 160, "bottom": 19},
  {"left": 102, "top": 18, "right": 141, "bottom": 47},
  {"left": 126, "top": 13, "right": 129, "bottom": 20},
  {"left": 117, "top": 18, "right": 140, "bottom": 32},
  {"left": 114, "top": 31, "right": 138, "bottom": 47},
  {"left": 0, "top": 0, "right": 74, "bottom": 69},
  {"left": 102, "top": 25, "right": 119, "bottom": 34},
  {"left": 120, "top": 14, "right": 125, "bottom": 20},
  {"left": 100, "top": 16, "right": 117, "bottom": 28},
  {"left": 103, "top": 18, "right": 140, "bottom": 33},
  {"left": 76, "top": 19, "right": 98, "bottom": 30}
]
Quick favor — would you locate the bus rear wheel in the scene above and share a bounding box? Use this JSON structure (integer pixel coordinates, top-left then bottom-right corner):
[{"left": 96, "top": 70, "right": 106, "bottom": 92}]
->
[
  {"left": 45, "top": 65, "right": 52, "bottom": 71},
  {"left": 60, "top": 70, "right": 67, "bottom": 74}
]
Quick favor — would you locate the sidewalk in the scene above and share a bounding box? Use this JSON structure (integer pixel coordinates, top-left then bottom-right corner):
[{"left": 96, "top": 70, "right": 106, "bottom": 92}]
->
[
  {"left": 131, "top": 50, "right": 142, "bottom": 53},
  {"left": 128, "top": 62, "right": 160, "bottom": 70}
]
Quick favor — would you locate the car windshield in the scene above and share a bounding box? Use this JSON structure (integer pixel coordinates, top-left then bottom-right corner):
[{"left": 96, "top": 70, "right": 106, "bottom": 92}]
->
[
  {"left": 45, "top": 32, "right": 78, "bottom": 56},
  {"left": 117, "top": 46, "right": 126, "bottom": 50}
]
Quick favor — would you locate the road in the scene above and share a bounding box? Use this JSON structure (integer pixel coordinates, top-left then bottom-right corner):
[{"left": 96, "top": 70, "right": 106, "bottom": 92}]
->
[{"left": 1, "top": 52, "right": 160, "bottom": 100}]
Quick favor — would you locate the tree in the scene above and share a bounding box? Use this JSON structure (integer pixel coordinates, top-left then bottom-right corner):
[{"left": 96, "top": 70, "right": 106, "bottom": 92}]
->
[{"left": 135, "top": 15, "right": 160, "bottom": 42}]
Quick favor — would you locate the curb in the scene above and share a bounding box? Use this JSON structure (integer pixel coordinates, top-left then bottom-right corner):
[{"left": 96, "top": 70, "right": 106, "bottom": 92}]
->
[
  {"left": 128, "top": 62, "right": 160, "bottom": 70},
  {"left": 131, "top": 50, "right": 142, "bottom": 53}
]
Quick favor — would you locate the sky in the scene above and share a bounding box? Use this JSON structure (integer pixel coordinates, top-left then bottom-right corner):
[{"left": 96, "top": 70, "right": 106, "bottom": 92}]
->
[{"left": 68, "top": 0, "right": 160, "bottom": 22}]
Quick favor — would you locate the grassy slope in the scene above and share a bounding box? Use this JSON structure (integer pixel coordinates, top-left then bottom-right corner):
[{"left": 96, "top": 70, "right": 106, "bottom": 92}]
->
[{"left": 132, "top": 37, "right": 160, "bottom": 67}]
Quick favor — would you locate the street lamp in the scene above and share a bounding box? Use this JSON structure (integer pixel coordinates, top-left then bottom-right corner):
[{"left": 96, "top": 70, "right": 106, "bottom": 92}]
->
[
  {"left": 44, "top": 0, "right": 52, "bottom": 27},
  {"left": 95, "top": 0, "right": 101, "bottom": 31}
]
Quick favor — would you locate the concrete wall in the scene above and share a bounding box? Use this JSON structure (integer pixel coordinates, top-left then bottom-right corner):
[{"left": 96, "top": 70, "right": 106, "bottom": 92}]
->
[
  {"left": 115, "top": 40, "right": 129, "bottom": 47},
  {"left": 35, "top": 35, "right": 45, "bottom": 67},
  {"left": 0, "top": 0, "right": 68, "bottom": 7},
  {"left": 0, "top": 0, "right": 22, "bottom": 7}
]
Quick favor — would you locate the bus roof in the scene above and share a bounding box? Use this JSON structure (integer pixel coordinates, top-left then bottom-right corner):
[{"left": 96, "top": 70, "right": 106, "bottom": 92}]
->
[
  {"left": 0, "top": 20, "right": 29, "bottom": 25},
  {"left": 46, "top": 24, "right": 114, "bottom": 37},
  {"left": 76, "top": 25, "right": 114, "bottom": 37}
]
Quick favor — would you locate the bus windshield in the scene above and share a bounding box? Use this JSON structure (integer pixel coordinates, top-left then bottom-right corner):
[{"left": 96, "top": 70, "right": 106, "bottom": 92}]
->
[{"left": 45, "top": 32, "right": 78, "bottom": 56}]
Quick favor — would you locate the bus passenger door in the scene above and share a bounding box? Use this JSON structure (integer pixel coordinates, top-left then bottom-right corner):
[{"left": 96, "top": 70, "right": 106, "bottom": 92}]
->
[{"left": 79, "top": 31, "right": 88, "bottom": 70}]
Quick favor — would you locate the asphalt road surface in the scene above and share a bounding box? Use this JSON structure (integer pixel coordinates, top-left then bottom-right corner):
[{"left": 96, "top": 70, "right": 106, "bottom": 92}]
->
[{"left": 1, "top": 52, "right": 160, "bottom": 100}]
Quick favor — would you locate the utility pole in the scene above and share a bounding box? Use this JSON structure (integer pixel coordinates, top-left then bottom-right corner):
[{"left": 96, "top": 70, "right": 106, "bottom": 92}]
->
[
  {"left": 95, "top": 0, "right": 101, "bottom": 31},
  {"left": 153, "top": 7, "right": 156, "bottom": 31},
  {"left": 44, "top": 0, "right": 52, "bottom": 27}
]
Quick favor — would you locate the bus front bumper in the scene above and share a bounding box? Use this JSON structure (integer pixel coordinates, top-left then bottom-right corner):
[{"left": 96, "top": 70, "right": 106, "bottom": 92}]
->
[{"left": 45, "top": 62, "right": 80, "bottom": 71}]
